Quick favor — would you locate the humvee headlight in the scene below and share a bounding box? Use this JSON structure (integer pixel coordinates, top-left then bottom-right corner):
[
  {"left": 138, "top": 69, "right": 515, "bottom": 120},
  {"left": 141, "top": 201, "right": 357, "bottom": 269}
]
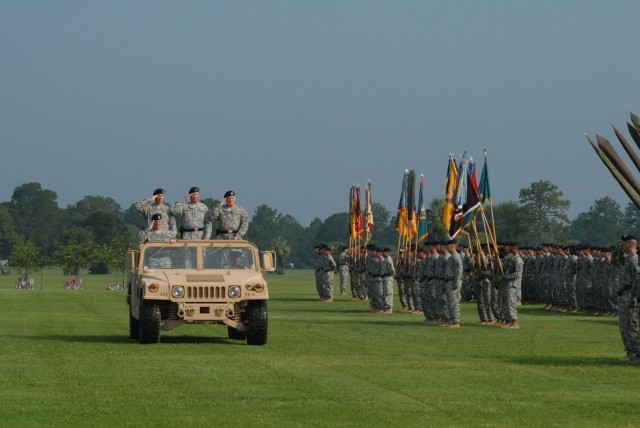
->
[
  {"left": 229, "top": 286, "right": 241, "bottom": 298},
  {"left": 171, "top": 286, "right": 184, "bottom": 299},
  {"left": 148, "top": 283, "right": 159, "bottom": 292}
]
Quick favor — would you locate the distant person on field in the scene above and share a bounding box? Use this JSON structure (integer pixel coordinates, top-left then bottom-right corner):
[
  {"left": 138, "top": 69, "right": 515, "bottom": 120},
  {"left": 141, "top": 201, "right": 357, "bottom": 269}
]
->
[
  {"left": 171, "top": 186, "right": 210, "bottom": 239},
  {"left": 206, "top": 190, "right": 249, "bottom": 240}
]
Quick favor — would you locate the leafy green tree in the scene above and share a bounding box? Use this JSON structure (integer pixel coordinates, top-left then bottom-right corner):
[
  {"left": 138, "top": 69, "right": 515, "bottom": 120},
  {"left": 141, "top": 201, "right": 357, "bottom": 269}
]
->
[
  {"left": 493, "top": 201, "right": 530, "bottom": 244},
  {"left": 518, "top": 180, "right": 571, "bottom": 245},
  {"left": 53, "top": 240, "right": 99, "bottom": 278},
  {"left": 246, "top": 204, "right": 305, "bottom": 267},
  {"left": 271, "top": 236, "right": 291, "bottom": 274},
  {"left": 8, "top": 182, "right": 60, "bottom": 251},
  {"left": 622, "top": 202, "right": 640, "bottom": 234},
  {"left": 62, "top": 196, "right": 127, "bottom": 245},
  {"left": 9, "top": 239, "right": 42, "bottom": 283},
  {"left": 101, "top": 236, "right": 135, "bottom": 284},
  {"left": 317, "top": 212, "right": 349, "bottom": 246},
  {"left": 122, "top": 203, "right": 147, "bottom": 231},
  {"left": 0, "top": 205, "right": 16, "bottom": 258},
  {"left": 570, "top": 197, "right": 624, "bottom": 246}
]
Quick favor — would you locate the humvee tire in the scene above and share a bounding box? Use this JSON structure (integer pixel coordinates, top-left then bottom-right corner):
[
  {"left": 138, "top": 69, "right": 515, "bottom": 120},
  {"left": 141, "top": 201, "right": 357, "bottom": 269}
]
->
[
  {"left": 139, "top": 301, "right": 161, "bottom": 344},
  {"left": 129, "top": 309, "right": 140, "bottom": 339},
  {"left": 246, "top": 300, "right": 268, "bottom": 346},
  {"left": 227, "top": 326, "right": 246, "bottom": 340}
]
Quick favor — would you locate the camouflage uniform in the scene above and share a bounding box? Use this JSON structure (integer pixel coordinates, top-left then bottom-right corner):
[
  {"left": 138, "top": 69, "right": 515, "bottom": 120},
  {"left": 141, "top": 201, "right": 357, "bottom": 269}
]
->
[
  {"left": 206, "top": 204, "right": 249, "bottom": 239},
  {"left": 135, "top": 198, "right": 177, "bottom": 237},
  {"left": 171, "top": 201, "right": 210, "bottom": 240},
  {"left": 395, "top": 255, "right": 407, "bottom": 310},
  {"left": 423, "top": 249, "right": 439, "bottom": 322},
  {"left": 320, "top": 253, "right": 336, "bottom": 300},
  {"left": 137, "top": 228, "right": 175, "bottom": 244},
  {"left": 403, "top": 255, "right": 417, "bottom": 312},
  {"left": 444, "top": 249, "right": 463, "bottom": 325},
  {"left": 338, "top": 251, "right": 350, "bottom": 294},
  {"left": 617, "top": 250, "right": 639, "bottom": 357},
  {"left": 435, "top": 250, "right": 450, "bottom": 322},
  {"left": 381, "top": 253, "right": 395, "bottom": 311},
  {"left": 504, "top": 252, "right": 524, "bottom": 324}
]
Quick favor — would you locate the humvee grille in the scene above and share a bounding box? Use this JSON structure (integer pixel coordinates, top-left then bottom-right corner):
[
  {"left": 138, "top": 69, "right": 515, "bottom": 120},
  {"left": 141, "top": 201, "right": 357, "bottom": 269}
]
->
[{"left": 186, "top": 286, "right": 226, "bottom": 300}]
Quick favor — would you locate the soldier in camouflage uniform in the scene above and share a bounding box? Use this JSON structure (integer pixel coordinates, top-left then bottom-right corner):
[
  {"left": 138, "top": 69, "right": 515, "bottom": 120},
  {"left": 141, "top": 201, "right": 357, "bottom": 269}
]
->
[
  {"left": 314, "top": 245, "right": 323, "bottom": 300},
  {"left": 338, "top": 246, "right": 350, "bottom": 296},
  {"left": 460, "top": 245, "right": 474, "bottom": 301},
  {"left": 381, "top": 248, "right": 395, "bottom": 313},
  {"left": 206, "top": 190, "right": 249, "bottom": 240},
  {"left": 422, "top": 242, "right": 440, "bottom": 324},
  {"left": 348, "top": 246, "right": 359, "bottom": 300},
  {"left": 443, "top": 240, "right": 463, "bottom": 328},
  {"left": 320, "top": 245, "right": 337, "bottom": 302},
  {"left": 473, "top": 249, "right": 495, "bottom": 325},
  {"left": 137, "top": 214, "right": 176, "bottom": 269},
  {"left": 404, "top": 250, "right": 417, "bottom": 312},
  {"left": 137, "top": 213, "right": 176, "bottom": 244},
  {"left": 435, "top": 243, "right": 450, "bottom": 325},
  {"left": 171, "top": 187, "right": 210, "bottom": 240},
  {"left": 616, "top": 236, "right": 639, "bottom": 361},
  {"left": 502, "top": 242, "right": 523, "bottom": 329},
  {"left": 356, "top": 246, "right": 369, "bottom": 302},
  {"left": 413, "top": 247, "right": 426, "bottom": 314},
  {"left": 135, "top": 188, "right": 177, "bottom": 237},
  {"left": 365, "top": 246, "right": 380, "bottom": 311},
  {"left": 395, "top": 250, "right": 408, "bottom": 311}
]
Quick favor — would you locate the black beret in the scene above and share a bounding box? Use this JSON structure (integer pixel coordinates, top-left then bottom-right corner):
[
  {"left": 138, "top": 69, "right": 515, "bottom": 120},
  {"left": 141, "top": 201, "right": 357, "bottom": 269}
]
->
[
  {"left": 446, "top": 239, "right": 457, "bottom": 245},
  {"left": 153, "top": 188, "right": 165, "bottom": 196},
  {"left": 189, "top": 187, "right": 200, "bottom": 194},
  {"left": 224, "top": 190, "right": 235, "bottom": 198},
  {"left": 151, "top": 213, "right": 162, "bottom": 221},
  {"left": 622, "top": 235, "right": 637, "bottom": 241},
  {"left": 383, "top": 247, "right": 390, "bottom": 252}
]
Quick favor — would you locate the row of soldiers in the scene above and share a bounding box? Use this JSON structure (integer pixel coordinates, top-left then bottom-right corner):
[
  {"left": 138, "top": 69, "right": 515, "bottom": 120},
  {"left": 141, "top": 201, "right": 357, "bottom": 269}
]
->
[
  {"left": 348, "top": 240, "right": 524, "bottom": 328},
  {"left": 511, "top": 244, "right": 618, "bottom": 315}
]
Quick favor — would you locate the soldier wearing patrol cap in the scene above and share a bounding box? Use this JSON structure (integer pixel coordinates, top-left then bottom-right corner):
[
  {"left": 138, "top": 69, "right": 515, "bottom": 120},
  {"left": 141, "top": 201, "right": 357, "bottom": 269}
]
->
[
  {"left": 135, "top": 188, "right": 177, "bottom": 238},
  {"left": 171, "top": 187, "right": 211, "bottom": 240},
  {"left": 206, "top": 190, "right": 250, "bottom": 240}
]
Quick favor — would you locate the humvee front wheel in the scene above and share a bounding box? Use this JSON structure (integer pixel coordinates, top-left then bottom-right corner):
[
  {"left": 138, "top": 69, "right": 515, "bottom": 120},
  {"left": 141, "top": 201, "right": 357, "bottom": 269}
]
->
[
  {"left": 139, "top": 301, "right": 161, "bottom": 344},
  {"left": 246, "top": 300, "right": 268, "bottom": 346}
]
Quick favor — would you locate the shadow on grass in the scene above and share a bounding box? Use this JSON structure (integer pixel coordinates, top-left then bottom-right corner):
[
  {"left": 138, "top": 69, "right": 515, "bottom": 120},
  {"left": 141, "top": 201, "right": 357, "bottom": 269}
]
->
[
  {"left": 1, "top": 333, "right": 244, "bottom": 345},
  {"left": 497, "top": 354, "right": 628, "bottom": 367}
]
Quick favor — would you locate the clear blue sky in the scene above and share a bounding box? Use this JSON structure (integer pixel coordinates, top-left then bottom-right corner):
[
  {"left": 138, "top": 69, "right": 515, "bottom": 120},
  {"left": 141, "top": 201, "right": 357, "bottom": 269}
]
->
[{"left": 2, "top": 1, "right": 639, "bottom": 226}]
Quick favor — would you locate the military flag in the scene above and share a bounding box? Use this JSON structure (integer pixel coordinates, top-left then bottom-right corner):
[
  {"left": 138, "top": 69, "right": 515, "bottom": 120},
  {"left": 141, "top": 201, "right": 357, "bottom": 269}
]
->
[
  {"left": 478, "top": 151, "right": 492, "bottom": 204},
  {"left": 365, "top": 180, "right": 374, "bottom": 243},
  {"left": 441, "top": 155, "right": 458, "bottom": 232},
  {"left": 461, "top": 157, "right": 481, "bottom": 231},
  {"left": 407, "top": 169, "right": 418, "bottom": 238},
  {"left": 447, "top": 157, "right": 466, "bottom": 239},
  {"left": 396, "top": 170, "right": 409, "bottom": 237},
  {"left": 349, "top": 185, "right": 357, "bottom": 239},
  {"left": 416, "top": 174, "right": 429, "bottom": 243}
]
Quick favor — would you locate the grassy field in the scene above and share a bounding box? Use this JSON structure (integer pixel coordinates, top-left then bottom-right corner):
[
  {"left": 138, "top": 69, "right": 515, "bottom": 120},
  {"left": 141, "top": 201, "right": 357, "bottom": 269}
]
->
[{"left": 1, "top": 268, "right": 639, "bottom": 427}]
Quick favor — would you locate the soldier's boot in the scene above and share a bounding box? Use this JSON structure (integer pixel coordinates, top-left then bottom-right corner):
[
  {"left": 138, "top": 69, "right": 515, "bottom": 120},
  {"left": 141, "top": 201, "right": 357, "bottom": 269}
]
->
[
  {"left": 440, "top": 320, "right": 452, "bottom": 327},
  {"left": 506, "top": 321, "right": 520, "bottom": 329},
  {"left": 447, "top": 322, "right": 461, "bottom": 328},
  {"left": 620, "top": 352, "right": 637, "bottom": 362}
]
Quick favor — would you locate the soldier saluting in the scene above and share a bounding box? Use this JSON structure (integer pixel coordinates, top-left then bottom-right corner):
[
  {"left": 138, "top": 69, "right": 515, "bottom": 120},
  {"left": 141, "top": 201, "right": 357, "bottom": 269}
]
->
[
  {"left": 171, "top": 187, "right": 210, "bottom": 240},
  {"left": 206, "top": 190, "right": 249, "bottom": 240}
]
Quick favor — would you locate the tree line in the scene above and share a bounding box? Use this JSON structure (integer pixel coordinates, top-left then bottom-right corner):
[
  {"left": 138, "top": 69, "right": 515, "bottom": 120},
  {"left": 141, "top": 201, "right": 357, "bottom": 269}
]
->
[{"left": 1, "top": 181, "right": 639, "bottom": 277}]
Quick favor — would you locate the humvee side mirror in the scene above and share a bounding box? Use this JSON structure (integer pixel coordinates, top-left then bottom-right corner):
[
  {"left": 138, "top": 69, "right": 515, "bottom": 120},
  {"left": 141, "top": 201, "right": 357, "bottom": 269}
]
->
[
  {"left": 126, "top": 250, "right": 138, "bottom": 270},
  {"left": 260, "top": 251, "right": 276, "bottom": 272}
]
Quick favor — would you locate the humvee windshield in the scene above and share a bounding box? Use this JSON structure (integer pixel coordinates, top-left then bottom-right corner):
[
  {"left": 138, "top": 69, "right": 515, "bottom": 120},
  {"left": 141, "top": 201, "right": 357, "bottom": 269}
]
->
[{"left": 142, "top": 244, "right": 255, "bottom": 270}]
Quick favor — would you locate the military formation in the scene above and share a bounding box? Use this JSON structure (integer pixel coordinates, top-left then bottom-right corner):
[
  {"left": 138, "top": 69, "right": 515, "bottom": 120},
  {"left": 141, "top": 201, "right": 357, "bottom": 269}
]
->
[{"left": 135, "top": 187, "right": 249, "bottom": 243}]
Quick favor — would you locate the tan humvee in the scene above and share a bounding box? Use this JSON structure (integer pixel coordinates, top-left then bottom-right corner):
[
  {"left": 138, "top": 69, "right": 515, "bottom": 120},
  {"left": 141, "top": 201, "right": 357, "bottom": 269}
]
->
[{"left": 126, "top": 240, "right": 275, "bottom": 345}]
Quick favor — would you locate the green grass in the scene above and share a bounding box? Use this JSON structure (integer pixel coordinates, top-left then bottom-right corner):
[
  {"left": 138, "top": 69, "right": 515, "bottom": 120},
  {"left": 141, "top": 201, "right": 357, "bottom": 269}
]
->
[{"left": 1, "top": 268, "right": 639, "bottom": 427}]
